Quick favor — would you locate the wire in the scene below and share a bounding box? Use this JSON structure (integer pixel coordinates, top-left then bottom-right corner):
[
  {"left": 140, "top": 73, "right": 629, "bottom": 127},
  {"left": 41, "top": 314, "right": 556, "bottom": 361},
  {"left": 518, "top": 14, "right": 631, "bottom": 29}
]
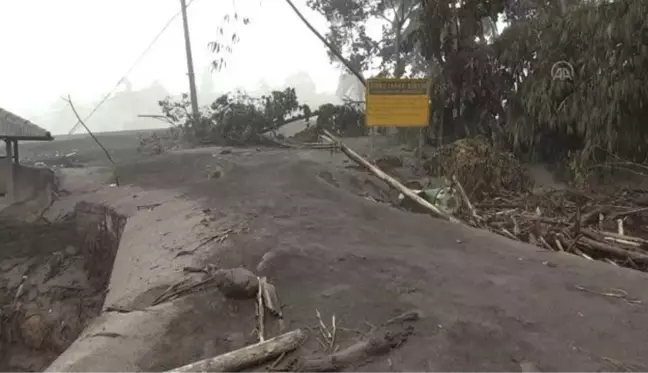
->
[{"left": 67, "top": 0, "right": 198, "bottom": 134}]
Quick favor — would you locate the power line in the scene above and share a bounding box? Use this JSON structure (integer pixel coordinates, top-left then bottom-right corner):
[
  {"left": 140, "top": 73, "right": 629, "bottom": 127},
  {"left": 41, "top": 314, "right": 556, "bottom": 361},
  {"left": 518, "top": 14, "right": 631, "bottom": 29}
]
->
[{"left": 67, "top": 0, "right": 198, "bottom": 135}]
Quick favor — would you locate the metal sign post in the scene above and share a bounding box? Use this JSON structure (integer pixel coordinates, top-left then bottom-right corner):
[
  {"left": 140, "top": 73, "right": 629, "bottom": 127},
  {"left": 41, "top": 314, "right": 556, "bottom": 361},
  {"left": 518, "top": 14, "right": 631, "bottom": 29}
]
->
[{"left": 370, "top": 127, "right": 376, "bottom": 156}]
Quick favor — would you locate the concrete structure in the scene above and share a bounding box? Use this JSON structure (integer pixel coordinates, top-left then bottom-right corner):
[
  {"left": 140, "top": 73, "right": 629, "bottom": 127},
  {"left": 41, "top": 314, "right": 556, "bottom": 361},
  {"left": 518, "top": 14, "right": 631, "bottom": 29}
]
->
[{"left": 0, "top": 107, "right": 54, "bottom": 204}]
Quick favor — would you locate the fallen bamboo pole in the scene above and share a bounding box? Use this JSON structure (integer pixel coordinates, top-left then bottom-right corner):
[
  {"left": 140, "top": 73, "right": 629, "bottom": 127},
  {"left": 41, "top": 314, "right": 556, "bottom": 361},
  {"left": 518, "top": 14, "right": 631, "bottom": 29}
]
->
[
  {"left": 167, "top": 329, "right": 305, "bottom": 372},
  {"left": 321, "top": 129, "right": 460, "bottom": 223}
]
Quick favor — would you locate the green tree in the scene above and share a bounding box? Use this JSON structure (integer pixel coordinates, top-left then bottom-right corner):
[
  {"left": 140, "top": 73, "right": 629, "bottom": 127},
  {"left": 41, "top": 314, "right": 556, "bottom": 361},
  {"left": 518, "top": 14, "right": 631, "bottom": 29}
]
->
[
  {"left": 306, "top": 0, "right": 427, "bottom": 102},
  {"left": 494, "top": 0, "right": 648, "bottom": 165},
  {"left": 416, "top": 0, "right": 506, "bottom": 140},
  {"left": 307, "top": 0, "right": 424, "bottom": 77}
]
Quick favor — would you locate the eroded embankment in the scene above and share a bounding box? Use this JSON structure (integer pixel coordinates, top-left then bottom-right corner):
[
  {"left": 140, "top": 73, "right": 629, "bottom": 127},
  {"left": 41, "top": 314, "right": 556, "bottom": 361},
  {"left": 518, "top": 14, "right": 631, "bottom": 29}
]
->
[{"left": 0, "top": 202, "right": 125, "bottom": 371}]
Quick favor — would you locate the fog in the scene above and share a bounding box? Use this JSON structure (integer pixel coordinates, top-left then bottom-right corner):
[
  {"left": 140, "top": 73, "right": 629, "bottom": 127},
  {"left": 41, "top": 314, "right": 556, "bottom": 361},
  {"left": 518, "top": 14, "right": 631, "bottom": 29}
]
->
[{"left": 0, "top": 0, "right": 343, "bottom": 135}]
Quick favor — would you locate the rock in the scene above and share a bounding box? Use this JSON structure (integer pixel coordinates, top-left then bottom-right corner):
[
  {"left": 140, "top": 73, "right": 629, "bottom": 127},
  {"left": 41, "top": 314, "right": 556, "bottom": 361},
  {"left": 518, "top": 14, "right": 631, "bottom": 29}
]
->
[
  {"left": 214, "top": 267, "right": 258, "bottom": 299},
  {"left": 21, "top": 313, "right": 49, "bottom": 349},
  {"left": 207, "top": 170, "right": 222, "bottom": 179},
  {"left": 44, "top": 252, "right": 65, "bottom": 282}
]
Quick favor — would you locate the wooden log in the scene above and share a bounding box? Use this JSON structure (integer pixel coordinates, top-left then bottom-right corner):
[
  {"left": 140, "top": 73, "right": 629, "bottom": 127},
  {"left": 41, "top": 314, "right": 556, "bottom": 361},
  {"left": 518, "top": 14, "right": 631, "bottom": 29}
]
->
[
  {"left": 257, "top": 276, "right": 266, "bottom": 342},
  {"left": 567, "top": 206, "right": 609, "bottom": 235},
  {"left": 321, "top": 129, "right": 460, "bottom": 223},
  {"left": 167, "top": 329, "right": 305, "bottom": 372},
  {"left": 579, "top": 235, "right": 648, "bottom": 263},
  {"left": 293, "top": 320, "right": 415, "bottom": 371},
  {"left": 599, "top": 230, "right": 648, "bottom": 246}
]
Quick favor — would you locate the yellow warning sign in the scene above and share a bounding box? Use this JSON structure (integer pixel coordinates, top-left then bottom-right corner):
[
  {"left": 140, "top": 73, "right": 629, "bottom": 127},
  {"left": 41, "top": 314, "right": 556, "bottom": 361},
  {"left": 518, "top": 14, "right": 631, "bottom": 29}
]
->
[{"left": 365, "top": 78, "right": 430, "bottom": 127}]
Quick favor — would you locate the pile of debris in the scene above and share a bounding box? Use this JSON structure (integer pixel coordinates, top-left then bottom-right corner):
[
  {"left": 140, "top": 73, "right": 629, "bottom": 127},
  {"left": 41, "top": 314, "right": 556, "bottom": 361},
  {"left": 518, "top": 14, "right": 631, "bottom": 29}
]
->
[
  {"left": 462, "top": 188, "right": 648, "bottom": 270},
  {"left": 314, "top": 130, "right": 648, "bottom": 272},
  {"left": 424, "top": 139, "right": 648, "bottom": 270},
  {"left": 426, "top": 136, "right": 533, "bottom": 199}
]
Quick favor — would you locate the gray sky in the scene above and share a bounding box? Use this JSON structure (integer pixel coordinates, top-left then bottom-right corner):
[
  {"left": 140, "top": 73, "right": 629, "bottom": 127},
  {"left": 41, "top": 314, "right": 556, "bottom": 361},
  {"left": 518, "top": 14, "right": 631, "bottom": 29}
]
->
[{"left": 0, "top": 0, "right": 340, "bottom": 121}]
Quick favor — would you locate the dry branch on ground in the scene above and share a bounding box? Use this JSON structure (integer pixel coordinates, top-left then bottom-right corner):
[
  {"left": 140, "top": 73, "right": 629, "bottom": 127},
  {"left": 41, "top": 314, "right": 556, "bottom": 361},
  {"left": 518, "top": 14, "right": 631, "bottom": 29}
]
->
[
  {"left": 168, "top": 309, "right": 420, "bottom": 372},
  {"left": 464, "top": 188, "right": 648, "bottom": 271},
  {"left": 167, "top": 329, "right": 306, "bottom": 372}
]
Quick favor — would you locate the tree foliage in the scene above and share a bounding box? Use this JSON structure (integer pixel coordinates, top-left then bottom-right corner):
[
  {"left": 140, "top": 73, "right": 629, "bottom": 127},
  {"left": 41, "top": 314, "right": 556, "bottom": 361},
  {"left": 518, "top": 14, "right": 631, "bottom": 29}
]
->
[
  {"left": 413, "top": 0, "right": 648, "bottom": 167},
  {"left": 307, "top": 0, "right": 428, "bottom": 101},
  {"left": 159, "top": 88, "right": 311, "bottom": 145},
  {"left": 159, "top": 87, "right": 367, "bottom": 145},
  {"left": 496, "top": 0, "right": 648, "bottom": 164},
  {"left": 308, "top": 0, "right": 424, "bottom": 76},
  {"left": 207, "top": 0, "right": 648, "bottom": 173},
  {"left": 316, "top": 103, "right": 366, "bottom": 136}
]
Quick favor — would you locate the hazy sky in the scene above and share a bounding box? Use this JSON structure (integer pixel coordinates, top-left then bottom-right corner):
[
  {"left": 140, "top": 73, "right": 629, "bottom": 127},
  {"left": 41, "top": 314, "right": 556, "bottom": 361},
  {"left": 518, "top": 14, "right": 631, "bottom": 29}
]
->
[{"left": 0, "top": 0, "right": 341, "bottom": 118}]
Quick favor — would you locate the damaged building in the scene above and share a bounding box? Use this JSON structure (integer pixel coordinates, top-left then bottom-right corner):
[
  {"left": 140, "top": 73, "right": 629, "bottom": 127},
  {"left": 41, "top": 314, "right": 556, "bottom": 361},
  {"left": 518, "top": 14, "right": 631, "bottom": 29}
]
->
[{"left": 0, "top": 107, "right": 54, "bottom": 208}]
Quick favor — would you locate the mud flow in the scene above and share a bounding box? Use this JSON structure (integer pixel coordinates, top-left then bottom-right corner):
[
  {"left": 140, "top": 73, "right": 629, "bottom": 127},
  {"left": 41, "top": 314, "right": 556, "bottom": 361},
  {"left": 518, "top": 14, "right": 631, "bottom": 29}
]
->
[{"left": 0, "top": 202, "right": 126, "bottom": 371}]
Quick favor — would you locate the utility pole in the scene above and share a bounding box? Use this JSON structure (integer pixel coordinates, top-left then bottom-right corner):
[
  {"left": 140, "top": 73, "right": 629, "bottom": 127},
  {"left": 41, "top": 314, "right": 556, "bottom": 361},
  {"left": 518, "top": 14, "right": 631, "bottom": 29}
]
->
[{"left": 179, "top": 0, "right": 200, "bottom": 120}]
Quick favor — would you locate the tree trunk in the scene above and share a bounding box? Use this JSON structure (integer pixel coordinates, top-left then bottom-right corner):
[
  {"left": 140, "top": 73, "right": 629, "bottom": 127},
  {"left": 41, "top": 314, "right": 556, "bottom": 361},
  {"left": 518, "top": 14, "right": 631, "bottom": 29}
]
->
[
  {"left": 394, "top": 21, "right": 404, "bottom": 78},
  {"left": 168, "top": 329, "right": 306, "bottom": 372}
]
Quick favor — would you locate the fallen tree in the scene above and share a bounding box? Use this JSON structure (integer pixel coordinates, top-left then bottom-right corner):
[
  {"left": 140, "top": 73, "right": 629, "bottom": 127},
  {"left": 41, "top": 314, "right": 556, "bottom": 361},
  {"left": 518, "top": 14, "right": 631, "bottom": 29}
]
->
[{"left": 157, "top": 87, "right": 367, "bottom": 147}]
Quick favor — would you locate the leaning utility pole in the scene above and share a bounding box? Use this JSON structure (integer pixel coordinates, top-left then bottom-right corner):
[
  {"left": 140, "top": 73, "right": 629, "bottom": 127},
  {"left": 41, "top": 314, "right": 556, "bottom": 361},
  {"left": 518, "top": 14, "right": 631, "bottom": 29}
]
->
[{"left": 179, "top": 0, "right": 200, "bottom": 120}]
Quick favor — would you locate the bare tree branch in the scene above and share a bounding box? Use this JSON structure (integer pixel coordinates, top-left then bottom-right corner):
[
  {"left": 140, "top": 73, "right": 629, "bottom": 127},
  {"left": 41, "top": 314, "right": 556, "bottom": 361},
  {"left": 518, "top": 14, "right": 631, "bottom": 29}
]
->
[
  {"left": 138, "top": 114, "right": 176, "bottom": 126},
  {"left": 62, "top": 95, "right": 119, "bottom": 185}
]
